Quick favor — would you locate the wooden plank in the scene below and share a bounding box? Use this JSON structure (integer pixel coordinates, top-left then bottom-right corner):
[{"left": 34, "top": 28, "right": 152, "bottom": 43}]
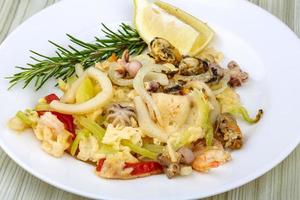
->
[{"left": 0, "top": 0, "right": 299, "bottom": 199}]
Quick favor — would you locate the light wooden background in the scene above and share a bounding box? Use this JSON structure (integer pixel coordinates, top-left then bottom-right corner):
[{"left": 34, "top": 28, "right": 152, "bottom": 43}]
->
[{"left": 0, "top": 0, "right": 299, "bottom": 199}]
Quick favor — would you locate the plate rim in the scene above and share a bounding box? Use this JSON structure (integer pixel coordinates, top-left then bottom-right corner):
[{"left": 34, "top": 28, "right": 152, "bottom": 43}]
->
[{"left": 0, "top": 0, "right": 299, "bottom": 199}]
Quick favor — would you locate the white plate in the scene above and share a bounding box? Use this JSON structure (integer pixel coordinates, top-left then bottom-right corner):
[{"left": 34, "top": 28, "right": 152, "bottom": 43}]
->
[{"left": 0, "top": 0, "right": 300, "bottom": 199}]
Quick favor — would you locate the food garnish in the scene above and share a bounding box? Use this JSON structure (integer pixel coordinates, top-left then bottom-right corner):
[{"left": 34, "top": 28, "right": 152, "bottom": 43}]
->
[
  {"left": 7, "top": 24, "right": 147, "bottom": 90},
  {"left": 7, "top": 0, "right": 263, "bottom": 180}
]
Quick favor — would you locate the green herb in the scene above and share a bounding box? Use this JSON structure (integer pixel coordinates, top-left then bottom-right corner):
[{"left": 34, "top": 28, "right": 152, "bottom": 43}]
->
[{"left": 6, "top": 23, "right": 147, "bottom": 90}]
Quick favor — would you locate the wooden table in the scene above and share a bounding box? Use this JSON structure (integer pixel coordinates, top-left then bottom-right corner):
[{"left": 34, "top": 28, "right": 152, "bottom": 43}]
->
[{"left": 0, "top": 0, "right": 299, "bottom": 199}]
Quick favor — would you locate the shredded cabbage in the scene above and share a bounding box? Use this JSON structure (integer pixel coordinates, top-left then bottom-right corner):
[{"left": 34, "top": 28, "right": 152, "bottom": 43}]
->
[
  {"left": 170, "top": 127, "right": 203, "bottom": 151},
  {"left": 165, "top": 126, "right": 203, "bottom": 162},
  {"left": 71, "top": 128, "right": 117, "bottom": 157},
  {"left": 102, "top": 124, "right": 143, "bottom": 151},
  {"left": 190, "top": 89, "right": 214, "bottom": 146},
  {"left": 216, "top": 88, "right": 263, "bottom": 124},
  {"left": 76, "top": 135, "right": 105, "bottom": 162}
]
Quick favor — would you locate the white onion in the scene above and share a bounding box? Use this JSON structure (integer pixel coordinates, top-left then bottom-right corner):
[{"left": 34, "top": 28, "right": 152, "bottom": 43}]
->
[
  {"left": 212, "top": 73, "right": 230, "bottom": 95},
  {"left": 108, "top": 62, "right": 169, "bottom": 87},
  {"left": 134, "top": 96, "right": 167, "bottom": 142},
  {"left": 133, "top": 65, "right": 163, "bottom": 126},
  {"left": 144, "top": 72, "right": 169, "bottom": 86},
  {"left": 60, "top": 72, "right": 88, "bottom": 103},
  {"left": 50, "top": 67, "right": 113, "bottom": 114},
  {"left": 108, "top": 62, "right": 133, "bottom": 87}
]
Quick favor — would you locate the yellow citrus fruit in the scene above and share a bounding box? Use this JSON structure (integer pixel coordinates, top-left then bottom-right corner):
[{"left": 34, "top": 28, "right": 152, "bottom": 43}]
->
[{"left": 134, "top": 0, "right": 214, "bottom": 56}]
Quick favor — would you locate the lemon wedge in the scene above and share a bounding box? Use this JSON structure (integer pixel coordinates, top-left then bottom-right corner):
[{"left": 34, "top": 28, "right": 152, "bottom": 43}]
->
[{"left": 134, "top": 0, "right": 214, "bottom": 56}]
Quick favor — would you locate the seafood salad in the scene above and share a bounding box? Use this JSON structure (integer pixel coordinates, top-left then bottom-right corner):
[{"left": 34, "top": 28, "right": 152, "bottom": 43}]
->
[{"left": 7, "top": 0, "right": 263, "bottom": 180}]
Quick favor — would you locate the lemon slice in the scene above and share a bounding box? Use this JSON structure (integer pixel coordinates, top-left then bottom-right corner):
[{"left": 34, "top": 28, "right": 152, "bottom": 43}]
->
[{"left": 134, "top": 0, "right": 214, "bottom": 56}]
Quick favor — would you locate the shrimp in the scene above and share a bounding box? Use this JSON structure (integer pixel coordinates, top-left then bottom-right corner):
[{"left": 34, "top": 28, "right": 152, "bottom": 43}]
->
[
  {"left": 34, "top": 112, "right": 71, "bottom": 157},
  {"left": 192, "top": 140, "right": 231, "bottom": 172}
]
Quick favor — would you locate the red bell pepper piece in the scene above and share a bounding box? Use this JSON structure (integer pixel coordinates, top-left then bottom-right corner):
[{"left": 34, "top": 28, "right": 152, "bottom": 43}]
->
[
  {"left": 124, "top": 161, "right": 163, "bottom": 175},
  {"left": 38, "top": 111, "right": 75, "bottom": 137},
  {"left": 96, "top": 159, "right": 162, "bottom": 175},
  {"left": 44, "top": 93, "right": 59, "bottom": 104},
  {"left": 51, "top": 112, "right": 75, "bottom": 135},
  {"left": 37, "top": 94, "right": 75, "bottom": 137},
  {"left": 96, "top": 158, "right": 106, "bottom": 172}
]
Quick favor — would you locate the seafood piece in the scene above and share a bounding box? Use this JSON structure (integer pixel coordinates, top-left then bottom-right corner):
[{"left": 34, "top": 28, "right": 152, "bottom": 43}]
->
[
  {"left": 105, "top": 103, "right": 138, "bottom": 127},
  {"left": 157, "top": 153, "right": 181, "bottom": 179},
  {"left": 206, "top": 62, "right": 225, "bottom": 83},
  {"left": 162, "top": 80, "right": 186, "bottom": 95},
  {"left": 215, "top": 113, "right": 243, "bottom": 149},
  {"left": 163, "top": 84, "right": 183, "bottom": 94},
  {"left": 178, "top": 147, "right": 195, "bottom": 164},
  {"left": 178, "top": 56, "right": 208, "bottom": 76},
  {"left": 149, "top": 37, "right": 182, "bottom": 65},
  {"left": 33, "top": 112, "right": 71, "bottom": 157},
  {"left": 192, "top": 139, "right": 231, "bottom": 172},
  {"left": 145, "top": 81, "right": 160, "bottom": 92},
  {"left": 164, "top": 163, "right": 181, "bottom": 178},
  {"left": 173, "top": 62, "right": 225, "bottom": 85},
  {"left": 117, "top": 50, "right": 143, "bottom": 78},
  {"left": 227, "top": 61, "right": 249, "bottom": 87}
]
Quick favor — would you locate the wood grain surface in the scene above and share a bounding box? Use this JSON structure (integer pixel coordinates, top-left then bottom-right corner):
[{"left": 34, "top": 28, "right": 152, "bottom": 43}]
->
[{"left": 0, "top": 0, "right": 299, "bottom": 199}]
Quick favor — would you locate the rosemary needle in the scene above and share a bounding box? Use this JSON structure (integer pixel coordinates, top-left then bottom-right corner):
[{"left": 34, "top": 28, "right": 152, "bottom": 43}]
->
[{"left": 6, "top": 23, "right": 147, "bottom": 90}]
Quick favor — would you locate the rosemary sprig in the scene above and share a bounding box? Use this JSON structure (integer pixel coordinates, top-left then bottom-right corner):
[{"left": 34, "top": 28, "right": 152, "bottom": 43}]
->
[{"left": 7, "top": 23, "right": 147, "bottom": 90}]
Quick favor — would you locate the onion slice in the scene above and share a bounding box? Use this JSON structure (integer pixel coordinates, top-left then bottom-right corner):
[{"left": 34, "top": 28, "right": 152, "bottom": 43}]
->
[
  {"left": 60, "top": 72, "right": 88, "bottom": 103},
  {"left": 212, "top": 73, "right": 230, "bottom": 95},
  {"left": 108, "top": 62, "right": 133, "bottom": 87},
  {"left": 133, "top": 65, "right": 163, "bottom": 126},
  {"left": 50, "top": 67, "right": 113, "bottom": 114},
  {"left": 144, "top": 72, "right": 169, "bottom": 86},
  {"left": 134, "top": 96, "right": 167, "bottom": 142},
  {"left": 108, "top": 62, "right": 169, "bottom": 87}
]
